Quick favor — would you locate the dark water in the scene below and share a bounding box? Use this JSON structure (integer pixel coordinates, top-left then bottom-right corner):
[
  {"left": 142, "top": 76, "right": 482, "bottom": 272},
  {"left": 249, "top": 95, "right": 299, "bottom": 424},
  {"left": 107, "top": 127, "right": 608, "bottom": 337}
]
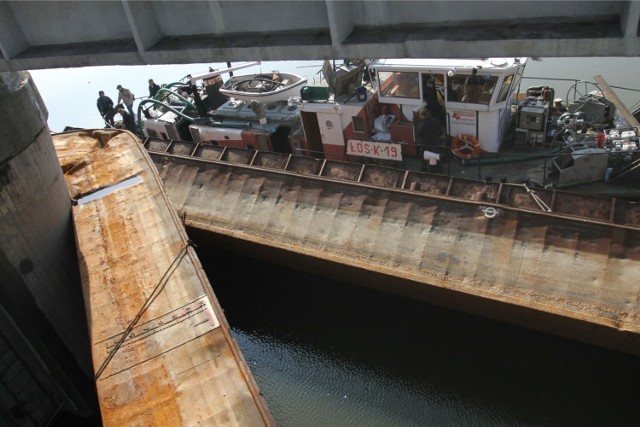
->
[{"left": 195, "top": 243, "right": 640, "bottom": 427}]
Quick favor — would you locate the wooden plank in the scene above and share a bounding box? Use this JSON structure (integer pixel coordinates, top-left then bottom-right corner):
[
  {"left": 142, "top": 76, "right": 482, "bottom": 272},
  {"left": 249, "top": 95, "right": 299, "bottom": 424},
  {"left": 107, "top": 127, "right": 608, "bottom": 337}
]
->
[
  {"left": 593, "top": 74, "right": 640, "bottom": 129},
  {"left": 53, "top": 130, "right": 274, "bottom": 426}
]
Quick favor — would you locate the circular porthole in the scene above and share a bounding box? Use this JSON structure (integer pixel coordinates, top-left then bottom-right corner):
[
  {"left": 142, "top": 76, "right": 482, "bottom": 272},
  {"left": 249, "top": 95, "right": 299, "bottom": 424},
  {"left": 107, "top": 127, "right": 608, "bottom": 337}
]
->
[{"left": 325, "top": 120, "right": 333, "bottom": 128}]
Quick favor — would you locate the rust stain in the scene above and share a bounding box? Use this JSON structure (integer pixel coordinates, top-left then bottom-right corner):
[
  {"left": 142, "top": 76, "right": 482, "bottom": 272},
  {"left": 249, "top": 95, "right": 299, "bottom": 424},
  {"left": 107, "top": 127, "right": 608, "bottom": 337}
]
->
[
  {"left": 53, "top": 130, "right": 275, "bottom": 426},
  {"left": 150, "top": 151, "right": 640, "bottom": 356}
]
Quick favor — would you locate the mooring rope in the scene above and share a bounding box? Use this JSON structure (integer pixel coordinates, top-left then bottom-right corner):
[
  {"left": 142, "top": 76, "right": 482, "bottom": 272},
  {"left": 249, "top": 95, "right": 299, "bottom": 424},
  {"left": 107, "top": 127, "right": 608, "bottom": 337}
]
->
[{"left": 94, "top": 240, "right": 196, "bottom": 380}]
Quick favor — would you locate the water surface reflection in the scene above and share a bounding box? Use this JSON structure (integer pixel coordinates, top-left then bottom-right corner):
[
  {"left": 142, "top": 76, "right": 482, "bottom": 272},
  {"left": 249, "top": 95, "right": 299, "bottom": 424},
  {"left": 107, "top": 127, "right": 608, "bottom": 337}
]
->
[{"left": 197, "top": 246, "right": 640, "bottom": 426}]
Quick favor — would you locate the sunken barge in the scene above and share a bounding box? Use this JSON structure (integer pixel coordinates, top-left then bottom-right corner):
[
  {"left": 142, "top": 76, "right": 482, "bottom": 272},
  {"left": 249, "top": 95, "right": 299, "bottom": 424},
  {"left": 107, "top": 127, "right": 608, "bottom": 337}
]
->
[{"left": 145, "top": 137, "right": 640, "bottom": 356}]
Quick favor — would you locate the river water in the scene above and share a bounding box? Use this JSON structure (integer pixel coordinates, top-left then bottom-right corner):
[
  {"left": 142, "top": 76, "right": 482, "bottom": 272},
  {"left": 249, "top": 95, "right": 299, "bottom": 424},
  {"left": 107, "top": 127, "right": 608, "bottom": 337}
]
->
[{"left": 196, "top": 245, "right": 640, "bottom": 427}]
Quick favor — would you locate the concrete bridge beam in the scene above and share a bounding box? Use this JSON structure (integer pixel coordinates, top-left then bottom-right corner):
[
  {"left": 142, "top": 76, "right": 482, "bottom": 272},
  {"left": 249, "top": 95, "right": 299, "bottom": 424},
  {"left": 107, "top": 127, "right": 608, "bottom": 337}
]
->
[
  {"left": 121, "top": 0, "right": 163, "bottom": 62},
  {"left": 0, "top": 0, "right": 638, "bottom": 72},
  {"left": 0, "top": 2, "right": 28, "bottom": 61},
  {"left": 622, "top": 0, "right": 640, "bottom": 53},
  {"left": 326, "top": 1, "right": 354, "bottom": 48}
]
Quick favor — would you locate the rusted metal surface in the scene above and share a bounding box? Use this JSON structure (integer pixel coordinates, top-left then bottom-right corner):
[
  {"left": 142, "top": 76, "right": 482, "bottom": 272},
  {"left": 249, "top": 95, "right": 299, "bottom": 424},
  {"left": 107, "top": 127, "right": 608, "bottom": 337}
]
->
[
  {"left": 147, "top": 138, "right": 640, "bottom": 355},
  {"left": 147, "top": 138, "right": 640, "bottom": 227},
  {"left": 53, "top": 130, "right": 274, "bottom": 426}
]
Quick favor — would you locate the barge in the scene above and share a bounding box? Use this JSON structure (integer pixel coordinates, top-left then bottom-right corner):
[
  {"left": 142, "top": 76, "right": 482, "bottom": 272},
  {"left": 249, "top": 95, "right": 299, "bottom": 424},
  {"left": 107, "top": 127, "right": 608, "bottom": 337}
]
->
[
  {"left": 53, "top": 129, "right": 274, "bottom": 426},
  {"left": 144, "top": 135, "right": 640, "bottom": 356}
]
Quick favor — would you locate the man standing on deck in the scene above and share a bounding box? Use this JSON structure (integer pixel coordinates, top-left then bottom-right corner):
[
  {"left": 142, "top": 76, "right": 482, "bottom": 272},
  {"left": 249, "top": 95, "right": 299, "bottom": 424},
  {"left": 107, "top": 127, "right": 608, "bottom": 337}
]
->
[
  {"left": 116, "top": 84, "right": 136, "bottom": 119},
  {"left": 422, "top": 74, "right": 445, "bottom": 125},
  {"left": 148, "top": 79, "right": 160, "bottom": 98},
  {"left": 415, "top": 107, "right": 443, "bottom": 172},
  {"left": 96, "top": 90, "right": 115, "bottom": 127}
]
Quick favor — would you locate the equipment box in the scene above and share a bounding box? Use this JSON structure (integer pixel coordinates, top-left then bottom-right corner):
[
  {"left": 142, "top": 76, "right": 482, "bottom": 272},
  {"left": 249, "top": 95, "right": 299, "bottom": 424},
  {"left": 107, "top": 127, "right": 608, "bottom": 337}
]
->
[{"left": 518, "top": 106, "right": 547, "bottom": 131}]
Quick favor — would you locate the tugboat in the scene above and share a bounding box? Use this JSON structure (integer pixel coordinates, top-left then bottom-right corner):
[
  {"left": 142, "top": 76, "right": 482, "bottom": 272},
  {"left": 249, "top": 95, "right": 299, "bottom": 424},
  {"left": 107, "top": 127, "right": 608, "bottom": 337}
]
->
[{"left": 139, "top": 58, "right": 640, "bottom": 197}]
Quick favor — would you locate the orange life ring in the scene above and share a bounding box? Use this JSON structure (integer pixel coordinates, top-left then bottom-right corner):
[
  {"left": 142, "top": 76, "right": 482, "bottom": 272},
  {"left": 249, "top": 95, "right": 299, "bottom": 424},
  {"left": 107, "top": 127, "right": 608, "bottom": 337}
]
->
[{"left": 451, "top": 134, "right": 481, "bottom": 159}]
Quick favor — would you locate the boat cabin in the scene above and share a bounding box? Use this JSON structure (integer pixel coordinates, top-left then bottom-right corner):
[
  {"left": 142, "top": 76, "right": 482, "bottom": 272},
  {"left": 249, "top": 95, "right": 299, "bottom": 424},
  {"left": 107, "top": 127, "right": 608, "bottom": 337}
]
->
[
  {"left": 142, "top": 58, "right": 527, "bottom": 166},
  {"left": 369, "top": 58, "right": 527, "bottom": 153},
  {"left": 296, "top": 58, "right": 526, "bottom": 164}
]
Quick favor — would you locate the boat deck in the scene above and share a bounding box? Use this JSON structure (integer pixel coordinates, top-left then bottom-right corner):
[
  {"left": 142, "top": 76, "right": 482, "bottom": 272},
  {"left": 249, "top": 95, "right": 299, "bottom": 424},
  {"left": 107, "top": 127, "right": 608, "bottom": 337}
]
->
[{"left": 53, "top": 130, "right": 274, "bottom": 426}]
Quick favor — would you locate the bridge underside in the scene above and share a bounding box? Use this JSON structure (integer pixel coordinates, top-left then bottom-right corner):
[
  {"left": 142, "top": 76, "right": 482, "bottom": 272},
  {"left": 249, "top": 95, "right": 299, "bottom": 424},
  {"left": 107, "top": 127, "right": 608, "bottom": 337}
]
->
[{"left": 1, "top": 1, "right": 639, "bottom": 72}]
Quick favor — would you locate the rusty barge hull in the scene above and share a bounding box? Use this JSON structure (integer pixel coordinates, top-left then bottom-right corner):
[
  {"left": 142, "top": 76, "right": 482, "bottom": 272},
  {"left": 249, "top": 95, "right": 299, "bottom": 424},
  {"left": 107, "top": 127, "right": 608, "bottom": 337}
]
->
[
  {"left": 53, "top": 131, "right": 274, "bottom": 426},
  {"left": 147, "top": 138, "right": 640, "bottom": 356}
]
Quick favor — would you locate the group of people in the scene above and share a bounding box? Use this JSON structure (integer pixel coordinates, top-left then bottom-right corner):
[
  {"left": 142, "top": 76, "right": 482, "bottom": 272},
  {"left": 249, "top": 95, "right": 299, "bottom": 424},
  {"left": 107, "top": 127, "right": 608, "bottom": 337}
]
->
[{"left": 96, "top": 79, "right": 161, "bottom": 133}]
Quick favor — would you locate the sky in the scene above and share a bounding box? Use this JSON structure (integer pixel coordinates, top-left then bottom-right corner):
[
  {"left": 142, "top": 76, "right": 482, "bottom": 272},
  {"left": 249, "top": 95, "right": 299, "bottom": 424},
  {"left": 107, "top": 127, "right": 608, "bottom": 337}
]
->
[{"left": 28, "top": 57, "right": 639, "bottom": 133}]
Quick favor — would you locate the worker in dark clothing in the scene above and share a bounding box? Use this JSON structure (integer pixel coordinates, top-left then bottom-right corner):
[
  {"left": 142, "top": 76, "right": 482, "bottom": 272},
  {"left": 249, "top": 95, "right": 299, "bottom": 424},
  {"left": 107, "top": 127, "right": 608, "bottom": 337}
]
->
[
  {"left": 96, "top": 90, "right": 116, "bottom": 127},
  {"left": 117, "top": 106, "right": 137, "bottom": 134},
  {"left": 415, "top": 107, "right": 443, "bottom": 172},
  {"left": 148, "top": 79, "right": 160, "bottom": 98},
  {"left": 422, "top": 74, "right": 445, "bottom": 125}
]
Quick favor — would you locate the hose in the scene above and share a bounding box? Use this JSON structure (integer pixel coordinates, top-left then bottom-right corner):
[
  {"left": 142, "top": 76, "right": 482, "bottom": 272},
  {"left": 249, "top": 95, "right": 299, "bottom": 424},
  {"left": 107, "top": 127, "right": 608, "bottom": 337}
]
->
[
  {"left": 153, "top": 88, "right": 197, "bottom": 111},
  {"left": 136, "top": 99, "right": 196, "bottom": 134}
]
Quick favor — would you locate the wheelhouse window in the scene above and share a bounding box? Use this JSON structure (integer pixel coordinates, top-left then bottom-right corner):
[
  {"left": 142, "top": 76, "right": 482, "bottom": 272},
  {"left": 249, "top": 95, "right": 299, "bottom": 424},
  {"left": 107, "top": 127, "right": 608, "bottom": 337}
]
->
[
  {"left": 378, "top": 71, "right": 420, "bottom": 99},
  {"left": 447, "top": 74, "right": 498, "bottom": 105},
  {"left": 496, "top": 74, "right": 514, "bottom": 103},
  {"left": 352, "top": 116, "right": 365, "bottom": 133}
]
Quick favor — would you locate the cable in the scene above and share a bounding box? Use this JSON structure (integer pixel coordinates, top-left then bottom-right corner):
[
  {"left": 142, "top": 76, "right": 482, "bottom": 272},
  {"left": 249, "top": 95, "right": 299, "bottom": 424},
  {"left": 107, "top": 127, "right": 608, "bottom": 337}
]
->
[{"left": 94, "top": 240, "right": 195, "bottom": 380}]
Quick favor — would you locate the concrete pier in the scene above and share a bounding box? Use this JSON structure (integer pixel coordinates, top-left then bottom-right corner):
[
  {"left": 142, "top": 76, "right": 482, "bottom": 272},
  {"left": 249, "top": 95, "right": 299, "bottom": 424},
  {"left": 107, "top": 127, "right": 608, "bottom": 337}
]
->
[{"left": 0, "top": 72, "right": 97, "bottom": 421}]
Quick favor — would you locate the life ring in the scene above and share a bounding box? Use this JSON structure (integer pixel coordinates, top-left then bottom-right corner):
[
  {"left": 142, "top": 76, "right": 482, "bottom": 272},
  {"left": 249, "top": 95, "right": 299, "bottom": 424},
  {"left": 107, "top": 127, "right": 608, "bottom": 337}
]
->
[{"left": 451, "top": 134, "right": 481, "bottom": 159}]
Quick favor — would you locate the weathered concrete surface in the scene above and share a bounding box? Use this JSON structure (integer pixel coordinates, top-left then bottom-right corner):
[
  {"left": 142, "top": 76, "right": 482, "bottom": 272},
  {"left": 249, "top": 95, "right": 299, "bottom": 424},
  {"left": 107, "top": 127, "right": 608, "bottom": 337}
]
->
[
  {"left": 150, "top": 153, "right": 640, "bottom": 356},
  {"left": 0, "top": 71, "right": 97, "bottom": 419},
  {"left": 1, "top": 1, "right": 639, "bottom": 71},
  {"left": 53, "top": 130, "right": 274, "bottom": 426}
]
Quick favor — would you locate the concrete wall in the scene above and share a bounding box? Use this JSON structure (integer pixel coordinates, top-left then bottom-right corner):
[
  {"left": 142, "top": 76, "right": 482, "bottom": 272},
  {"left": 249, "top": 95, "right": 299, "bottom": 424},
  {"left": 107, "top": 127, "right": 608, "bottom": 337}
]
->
[
  {"left": 0, "top": 71, "right": 97, "bottom": 419},
  {"left": 0, "top": 0, "right": 638, "bottom": 71}
]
